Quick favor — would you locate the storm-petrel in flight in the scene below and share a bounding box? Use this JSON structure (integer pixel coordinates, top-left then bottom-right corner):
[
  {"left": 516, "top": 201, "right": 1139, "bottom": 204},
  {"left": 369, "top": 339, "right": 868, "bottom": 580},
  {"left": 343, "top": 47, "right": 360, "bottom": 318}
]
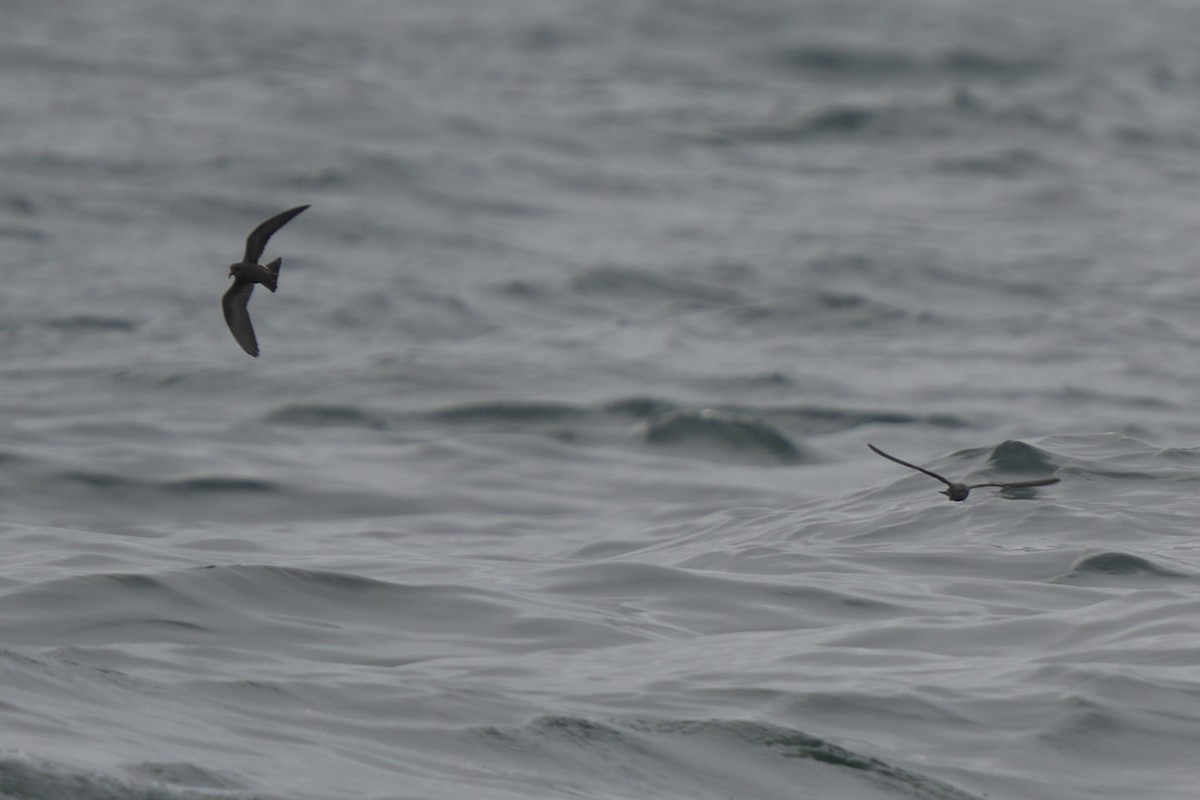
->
[
  {"left": 868, "top": 443, "right": 1060, "bottom": 501},
  {"left": 222, "top": 204, "right": 309, "bottom": 357}
]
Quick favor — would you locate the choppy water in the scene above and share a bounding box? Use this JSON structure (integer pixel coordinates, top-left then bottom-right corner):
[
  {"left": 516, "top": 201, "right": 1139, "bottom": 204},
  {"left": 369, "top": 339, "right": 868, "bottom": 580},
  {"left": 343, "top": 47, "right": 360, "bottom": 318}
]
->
[{"left": 3, "top": 0, "right": 1200, "bottom": 797}]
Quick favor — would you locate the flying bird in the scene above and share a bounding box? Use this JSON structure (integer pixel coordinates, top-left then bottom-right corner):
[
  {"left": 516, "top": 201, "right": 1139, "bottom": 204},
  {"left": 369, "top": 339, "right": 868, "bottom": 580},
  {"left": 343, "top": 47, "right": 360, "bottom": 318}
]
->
[
  {"left": 222, "top": 204, "right": 310, "bottom": 357},
  {"left": 868, "top": 443, "right": 1060, "bottom": 502}
]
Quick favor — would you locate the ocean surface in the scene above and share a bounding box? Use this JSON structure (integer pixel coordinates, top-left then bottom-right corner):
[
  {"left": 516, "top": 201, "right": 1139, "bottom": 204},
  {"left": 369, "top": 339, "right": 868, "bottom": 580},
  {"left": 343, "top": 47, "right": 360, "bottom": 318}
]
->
[{"left": 3, "top": 0, "right": 1200, "bottom": 797}]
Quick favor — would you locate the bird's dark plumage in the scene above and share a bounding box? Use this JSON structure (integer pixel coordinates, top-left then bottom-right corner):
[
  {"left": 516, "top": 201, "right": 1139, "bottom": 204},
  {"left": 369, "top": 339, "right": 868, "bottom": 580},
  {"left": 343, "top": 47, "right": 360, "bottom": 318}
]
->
[
  {"left": 223, "top": 205, "right": 308, "bottom": 357},
  {"left": 868, "top": 443, "right": 1060, "bottom": 502},
  {"left": 244, "top": 205, "right": 309, "bottom": 264},
  {"left": 222, "top": 280, "right": 259, "bottom": 357},
  {"left": 868, "top": 444, "right": 953, "bottom": 487}
]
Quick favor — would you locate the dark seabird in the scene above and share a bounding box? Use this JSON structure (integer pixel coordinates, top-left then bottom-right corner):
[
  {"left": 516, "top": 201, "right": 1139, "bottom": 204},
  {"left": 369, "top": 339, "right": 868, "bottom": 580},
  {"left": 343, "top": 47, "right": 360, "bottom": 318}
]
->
[
  {"left": 223, "top": 204, "right": 310, "bottom": 357},
  {"left": 868, "top": 443, "right": 1060, "bottom": 502}
]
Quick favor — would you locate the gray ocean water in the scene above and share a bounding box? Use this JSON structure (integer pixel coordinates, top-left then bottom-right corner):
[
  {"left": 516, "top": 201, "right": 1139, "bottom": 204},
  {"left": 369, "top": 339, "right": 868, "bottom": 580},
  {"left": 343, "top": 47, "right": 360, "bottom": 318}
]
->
[{"left": 3, "top": 0, "right": 1200, "bottom": 797}]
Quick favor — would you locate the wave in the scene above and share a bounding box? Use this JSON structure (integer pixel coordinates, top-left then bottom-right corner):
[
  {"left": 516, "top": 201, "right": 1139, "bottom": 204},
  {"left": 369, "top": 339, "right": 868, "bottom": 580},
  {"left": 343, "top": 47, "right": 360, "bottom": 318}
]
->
[
  {"left": 423, "top": 396, "right": 966, "bottom": 434},
  {"left": 473, "top": 716, "right": 986, "bottom": 800},
  {"left": 643, "top": 408, "right": 808, "bottom": 465},
  {"left": 933, "top": 147, "right": 1058, "bottom": 179},
  {"left": 425, "top": 401, "right": 589, "bottom": 424},
  {"left": 710, "top": 290, "right": 926, "bottom": 334},
  {"left": 541, "top": 560, "right": 899, "bottom": 634},
  {"left": 58, "top": 470, "right": 282, "bottom": 497},
  {"left": 0, "top": 564, "right": 639, "bottom": 657},
  {"left": 708, "top": 87, "right": 1079, "bottom": 147},
  {"left": 265, "top": 403, "right": 391, "bottom": 430},
  {"left": 0, "top": 755, "right": 245, "bottom": 800},
  {"left": 20, "top": 466, "right": 410, "bottom": 523},
  {"left": 569, "top": 264, "right": 744, "bottom": 308},
  {"left": 778, "top": 43, "right": 1048, "bottom": 80},
  {"left": 1055, "top": 552, "right": 1190, "bottom": 583},
  {"left": 166, "top": 476, "right": 279, "bottom": 494},
  {"left": 985, "top": 439, "right": 1059, "bottom": 473},
  {"left": 43, "top": 315, "right": 139, "bottom": 333}
]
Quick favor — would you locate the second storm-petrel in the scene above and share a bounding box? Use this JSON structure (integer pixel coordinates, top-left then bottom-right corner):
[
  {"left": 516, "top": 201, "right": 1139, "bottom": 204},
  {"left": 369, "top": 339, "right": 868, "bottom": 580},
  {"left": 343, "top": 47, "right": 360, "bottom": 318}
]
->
[
  {"left": 868, "top": 443, "right": 1060, "bottom": 502},
  {"left": 222, "top": 204, "right": 309, "bottom": 357}
]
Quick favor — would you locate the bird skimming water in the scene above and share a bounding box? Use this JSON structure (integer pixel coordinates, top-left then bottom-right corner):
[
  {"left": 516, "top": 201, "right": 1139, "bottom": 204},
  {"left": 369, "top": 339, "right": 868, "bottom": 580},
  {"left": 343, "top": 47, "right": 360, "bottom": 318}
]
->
[
  {"left": 868, "top": 443, "right": 1060, "bottom": 501},
  {"left": 223, "top": 205, "right": 310, "bottom": 357}
]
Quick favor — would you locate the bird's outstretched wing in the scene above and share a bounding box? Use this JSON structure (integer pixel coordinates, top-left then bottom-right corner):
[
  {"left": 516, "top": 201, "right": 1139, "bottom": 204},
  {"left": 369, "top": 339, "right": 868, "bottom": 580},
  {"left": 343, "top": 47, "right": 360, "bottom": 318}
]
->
[
  {"left": 969, "top": 477, "right": 1060, "bottom": 490},
  {"left": 222, "top": 279, "right": 259, "bottom": 357},
  {"left": 868, "top": 443, "right": 954, "bottom": 487},
  {"left": 244, "top": 205, "right": 309, "bottom": 264}
]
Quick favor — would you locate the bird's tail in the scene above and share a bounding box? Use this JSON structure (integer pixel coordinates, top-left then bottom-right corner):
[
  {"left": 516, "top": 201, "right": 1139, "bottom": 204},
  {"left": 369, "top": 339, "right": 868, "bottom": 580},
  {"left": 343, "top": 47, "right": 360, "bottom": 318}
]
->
[{"left": 264, "top": 258, "right": 282, "bottom": 293}]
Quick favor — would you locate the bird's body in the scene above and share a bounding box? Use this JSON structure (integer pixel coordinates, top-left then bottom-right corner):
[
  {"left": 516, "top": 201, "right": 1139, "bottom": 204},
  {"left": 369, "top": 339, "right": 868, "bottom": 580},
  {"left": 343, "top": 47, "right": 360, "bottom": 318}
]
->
[
  {"left": 868, "top": 443, "right": 1059, "bottom": 502},
  {"left": 222, "top": 205, "right": 309, "bottom": 357},
  {"left": 228, "top": 259, "right": 281, "bottom": 291}
]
